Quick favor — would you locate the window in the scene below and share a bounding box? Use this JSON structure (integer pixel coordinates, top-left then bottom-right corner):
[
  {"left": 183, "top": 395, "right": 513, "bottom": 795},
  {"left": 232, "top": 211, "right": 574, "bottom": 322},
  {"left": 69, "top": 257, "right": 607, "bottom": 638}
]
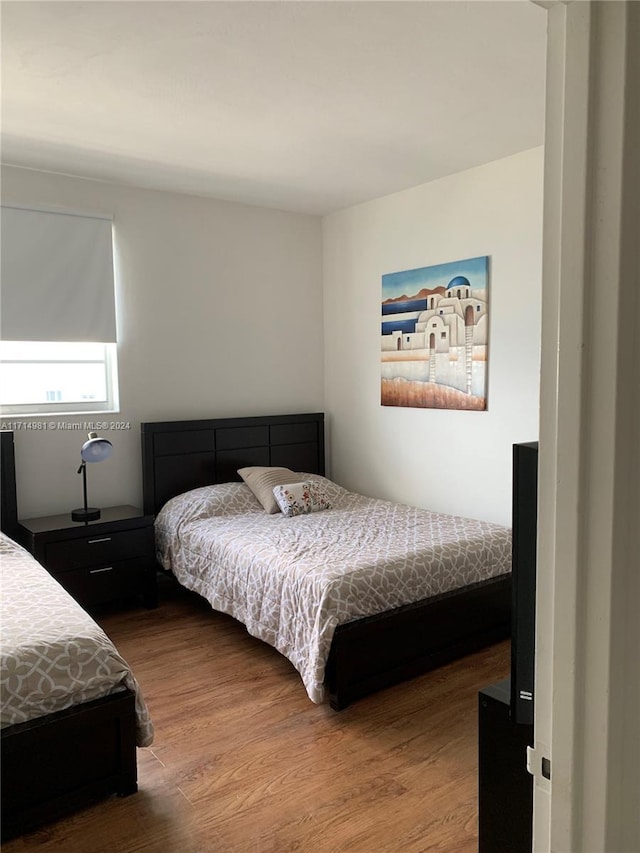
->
[
  {"left": 1, "top": 205, "right": 118, "bottom": 417},
  {"left": 0, "top": 342, "right": 119, "bottom": 416}
]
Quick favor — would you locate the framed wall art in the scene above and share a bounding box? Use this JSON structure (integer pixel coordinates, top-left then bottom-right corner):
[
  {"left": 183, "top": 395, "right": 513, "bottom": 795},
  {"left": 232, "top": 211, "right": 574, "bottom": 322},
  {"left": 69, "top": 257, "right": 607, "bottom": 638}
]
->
[{"left": 381, "top": 255, "right": 489, "bottom": 410}]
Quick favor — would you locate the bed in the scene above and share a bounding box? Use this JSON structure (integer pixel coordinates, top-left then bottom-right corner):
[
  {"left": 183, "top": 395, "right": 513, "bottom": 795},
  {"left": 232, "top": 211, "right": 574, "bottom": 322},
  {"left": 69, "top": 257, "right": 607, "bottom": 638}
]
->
[
  {"left": 0, "top": 431, "right": 153, "bottom": 840},
  {"left": 142, "top": 413, "right": 512, "bottom": 710}
]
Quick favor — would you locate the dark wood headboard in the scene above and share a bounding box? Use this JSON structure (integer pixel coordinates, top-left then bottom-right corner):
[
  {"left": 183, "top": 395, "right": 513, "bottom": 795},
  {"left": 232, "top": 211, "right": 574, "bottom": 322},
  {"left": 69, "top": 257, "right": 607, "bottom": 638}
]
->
[
  {"left": 1, "top": 431, "right": 21, "bottom": 540},
  {"left": 141, "top": 413, "right": 325, "bottom": 516}
]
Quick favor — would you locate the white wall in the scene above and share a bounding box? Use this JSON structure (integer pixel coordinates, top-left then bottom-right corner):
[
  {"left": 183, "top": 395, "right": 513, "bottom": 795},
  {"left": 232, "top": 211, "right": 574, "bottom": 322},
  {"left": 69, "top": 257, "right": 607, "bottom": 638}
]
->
[
  {"left": 322, "top": 147, "right": 543, "bottom": 526},
  {"left": 3, "top": 149, "right": 542, "bottom": 525},
  {"left": 1, "top": 165, "right": 324, "bottom": 517}
]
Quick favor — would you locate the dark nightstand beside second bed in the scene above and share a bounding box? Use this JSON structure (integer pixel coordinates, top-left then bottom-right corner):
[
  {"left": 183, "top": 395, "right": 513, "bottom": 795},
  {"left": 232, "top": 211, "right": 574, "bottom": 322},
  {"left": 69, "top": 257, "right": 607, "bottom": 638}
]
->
[{"left": 18, "top": 505, "right": 158, "bottom": 611}]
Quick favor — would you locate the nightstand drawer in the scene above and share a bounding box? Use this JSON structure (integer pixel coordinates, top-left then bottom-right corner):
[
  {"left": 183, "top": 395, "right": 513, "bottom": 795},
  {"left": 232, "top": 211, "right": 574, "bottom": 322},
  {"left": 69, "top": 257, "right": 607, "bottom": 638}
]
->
[
  {"left": 45, "top": 527, "right": 153, "bottom": 573},
  {"left": 55, "top": 559, "right": 150, "bottom": 607}
]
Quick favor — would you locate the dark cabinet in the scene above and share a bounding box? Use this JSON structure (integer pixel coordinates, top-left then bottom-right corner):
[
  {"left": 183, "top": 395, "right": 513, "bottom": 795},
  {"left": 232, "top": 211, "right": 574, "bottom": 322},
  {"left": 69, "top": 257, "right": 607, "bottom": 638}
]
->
[
  {"left": 478, "top": 678, "right": 533, "bottom": 853},
  {"left": 19, "top": 505, "right": 157, "bottom": 610}
]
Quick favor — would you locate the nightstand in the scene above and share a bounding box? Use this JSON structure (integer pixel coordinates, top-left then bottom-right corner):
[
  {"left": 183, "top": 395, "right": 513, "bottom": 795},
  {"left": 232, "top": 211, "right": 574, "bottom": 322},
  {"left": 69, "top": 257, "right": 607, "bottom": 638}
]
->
[{"left": 18, "top": 505, "right": 158, "bottom": 611}]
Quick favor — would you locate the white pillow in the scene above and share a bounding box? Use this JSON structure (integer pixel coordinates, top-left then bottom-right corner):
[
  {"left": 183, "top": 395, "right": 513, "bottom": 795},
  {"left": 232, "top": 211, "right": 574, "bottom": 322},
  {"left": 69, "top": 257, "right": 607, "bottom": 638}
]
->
[{"left": 272, "top": 480, "right": 333, "bottom": 518}]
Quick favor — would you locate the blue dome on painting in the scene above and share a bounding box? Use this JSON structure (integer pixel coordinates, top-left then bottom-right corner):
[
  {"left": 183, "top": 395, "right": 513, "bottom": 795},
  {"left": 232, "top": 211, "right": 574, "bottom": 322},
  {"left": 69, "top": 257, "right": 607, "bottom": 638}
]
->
[{"left": 447, "top": 275, "right": 470, "bottom": 290}]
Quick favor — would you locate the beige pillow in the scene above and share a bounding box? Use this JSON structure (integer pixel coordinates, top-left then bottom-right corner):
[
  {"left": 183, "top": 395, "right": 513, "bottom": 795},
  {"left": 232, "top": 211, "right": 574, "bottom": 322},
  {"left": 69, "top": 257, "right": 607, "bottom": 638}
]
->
[{"left": 237, "top": 466, "right": 304, "bottom": 514}]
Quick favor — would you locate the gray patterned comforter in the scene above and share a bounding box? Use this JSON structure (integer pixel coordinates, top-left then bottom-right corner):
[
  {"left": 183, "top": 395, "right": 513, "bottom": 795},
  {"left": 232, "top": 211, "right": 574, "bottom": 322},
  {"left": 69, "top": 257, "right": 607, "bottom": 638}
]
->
[
  {"left": 0, "top": 532, "right": 153, "bottom": 746},
  {"left": 155, "top": 476, "right": 511, "bottom": 703}
]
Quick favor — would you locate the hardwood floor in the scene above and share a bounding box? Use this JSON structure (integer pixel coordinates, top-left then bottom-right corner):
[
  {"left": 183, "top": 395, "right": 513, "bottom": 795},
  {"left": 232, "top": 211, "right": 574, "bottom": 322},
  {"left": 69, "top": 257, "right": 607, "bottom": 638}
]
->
[{"left": 4, "top": 577, "right": 509, "bottom": 853}]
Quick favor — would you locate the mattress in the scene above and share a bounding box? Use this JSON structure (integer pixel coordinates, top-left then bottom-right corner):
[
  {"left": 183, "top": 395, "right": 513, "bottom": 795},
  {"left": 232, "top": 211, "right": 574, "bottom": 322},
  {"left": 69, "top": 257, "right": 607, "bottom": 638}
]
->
[
  {"left": 0, "top": 532, "right": 153, "bottom": 747},
  {"left": 155, "top": 475, "right": 512, "bottom": 703}
]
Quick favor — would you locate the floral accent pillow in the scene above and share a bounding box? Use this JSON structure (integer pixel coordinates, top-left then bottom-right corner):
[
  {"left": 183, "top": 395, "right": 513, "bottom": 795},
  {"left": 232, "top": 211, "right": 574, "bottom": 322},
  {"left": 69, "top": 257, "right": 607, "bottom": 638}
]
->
[{"left": 272, "top": 481, "right": 333, "bottom": 518}]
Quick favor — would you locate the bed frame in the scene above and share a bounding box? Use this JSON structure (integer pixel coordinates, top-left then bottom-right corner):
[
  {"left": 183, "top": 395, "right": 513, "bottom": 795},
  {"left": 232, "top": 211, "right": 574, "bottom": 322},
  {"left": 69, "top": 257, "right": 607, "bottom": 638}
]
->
[
  {"left": 0, "top": 430, "right": 139, "bottom": 840},
  {"left": 142, "top": 413, "right": 511, "bottom": 711}
]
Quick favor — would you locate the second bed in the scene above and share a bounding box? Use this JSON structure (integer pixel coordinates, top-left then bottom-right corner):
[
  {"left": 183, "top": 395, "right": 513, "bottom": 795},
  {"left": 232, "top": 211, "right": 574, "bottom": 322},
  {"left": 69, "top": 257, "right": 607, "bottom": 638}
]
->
[{"left": 143, "top": 413, "right": 512, "bottom": 709}]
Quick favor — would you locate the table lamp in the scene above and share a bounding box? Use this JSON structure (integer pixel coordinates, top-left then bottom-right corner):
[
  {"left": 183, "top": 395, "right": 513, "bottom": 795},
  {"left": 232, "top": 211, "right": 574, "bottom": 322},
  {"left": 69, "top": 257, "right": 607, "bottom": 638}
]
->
[{"left": 71, "top": 432, "right": 113, "bottom": 522}]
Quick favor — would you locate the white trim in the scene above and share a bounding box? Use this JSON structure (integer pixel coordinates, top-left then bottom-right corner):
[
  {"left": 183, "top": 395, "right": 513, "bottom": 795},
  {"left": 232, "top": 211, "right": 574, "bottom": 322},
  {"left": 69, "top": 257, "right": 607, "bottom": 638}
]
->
[
  {"left": 536, "top": 2, "right": 640, "bottom": 850},
  {"left": 536, "top": 3, "right": 592, "bottom": 849}
]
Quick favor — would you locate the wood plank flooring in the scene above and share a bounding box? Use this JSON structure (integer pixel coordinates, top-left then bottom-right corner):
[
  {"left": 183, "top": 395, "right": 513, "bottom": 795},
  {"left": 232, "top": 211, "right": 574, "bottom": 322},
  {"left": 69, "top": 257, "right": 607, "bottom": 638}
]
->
[{"left": 4, "top": 577, "right": 509, "bottom": 853}]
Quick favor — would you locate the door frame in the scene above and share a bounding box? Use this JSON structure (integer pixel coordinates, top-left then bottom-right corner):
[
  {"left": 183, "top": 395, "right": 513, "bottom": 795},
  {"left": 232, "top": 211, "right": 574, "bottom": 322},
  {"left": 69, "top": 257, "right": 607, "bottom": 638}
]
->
[{"left": 535, "top": 2, "right": 639, "bottom": 850}]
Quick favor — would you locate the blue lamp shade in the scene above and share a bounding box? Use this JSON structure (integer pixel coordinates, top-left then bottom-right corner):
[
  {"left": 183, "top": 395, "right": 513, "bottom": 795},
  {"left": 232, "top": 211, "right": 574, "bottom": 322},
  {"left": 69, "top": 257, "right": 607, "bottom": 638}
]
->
[{"left": 71, "top": 432, "right": 114, "bottom": 522}]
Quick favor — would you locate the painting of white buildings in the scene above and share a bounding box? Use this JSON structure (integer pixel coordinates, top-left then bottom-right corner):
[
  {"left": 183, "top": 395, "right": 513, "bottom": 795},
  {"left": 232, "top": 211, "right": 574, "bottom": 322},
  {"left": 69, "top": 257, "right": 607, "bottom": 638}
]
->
[{"left": 381, "top": 256, "right": 489, "bottom": 410}]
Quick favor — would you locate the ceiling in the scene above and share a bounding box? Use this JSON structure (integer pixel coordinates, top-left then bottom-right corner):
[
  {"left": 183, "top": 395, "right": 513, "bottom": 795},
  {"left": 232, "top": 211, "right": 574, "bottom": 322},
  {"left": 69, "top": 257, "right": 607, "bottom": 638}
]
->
[{"left": 0, "top": 1, "right": 547, "bottom": 215}]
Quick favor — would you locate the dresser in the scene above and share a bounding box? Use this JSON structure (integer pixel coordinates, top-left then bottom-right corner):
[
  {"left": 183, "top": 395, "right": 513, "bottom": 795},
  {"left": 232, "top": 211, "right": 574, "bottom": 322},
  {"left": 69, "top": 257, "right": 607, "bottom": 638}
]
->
[{"left": 18, "top": 505, "right": 157, "bottom": 610}]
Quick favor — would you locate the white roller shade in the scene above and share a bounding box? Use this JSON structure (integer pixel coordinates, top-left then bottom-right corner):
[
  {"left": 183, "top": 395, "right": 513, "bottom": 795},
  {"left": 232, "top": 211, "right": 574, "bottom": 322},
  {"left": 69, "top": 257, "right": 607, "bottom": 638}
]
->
[{"left": 1, "top": 205, "right": 116, "bottom": 342}]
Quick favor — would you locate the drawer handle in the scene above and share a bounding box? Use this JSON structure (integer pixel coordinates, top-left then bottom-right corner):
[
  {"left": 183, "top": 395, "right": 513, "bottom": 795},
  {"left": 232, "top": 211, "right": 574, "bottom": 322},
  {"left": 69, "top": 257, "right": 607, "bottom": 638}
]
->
[
  {"left": 90, "top": 567, "right": 114, "bottom": 574},
  {"left": 88, "top": 537, "right": 112, "bottom": 544}
]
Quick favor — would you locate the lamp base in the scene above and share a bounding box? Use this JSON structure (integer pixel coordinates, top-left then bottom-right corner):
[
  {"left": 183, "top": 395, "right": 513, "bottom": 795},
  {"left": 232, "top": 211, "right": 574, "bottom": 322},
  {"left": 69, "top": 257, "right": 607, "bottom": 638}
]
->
[{"left": 71, "top": 507, "right": 101, "bottom": 522}]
